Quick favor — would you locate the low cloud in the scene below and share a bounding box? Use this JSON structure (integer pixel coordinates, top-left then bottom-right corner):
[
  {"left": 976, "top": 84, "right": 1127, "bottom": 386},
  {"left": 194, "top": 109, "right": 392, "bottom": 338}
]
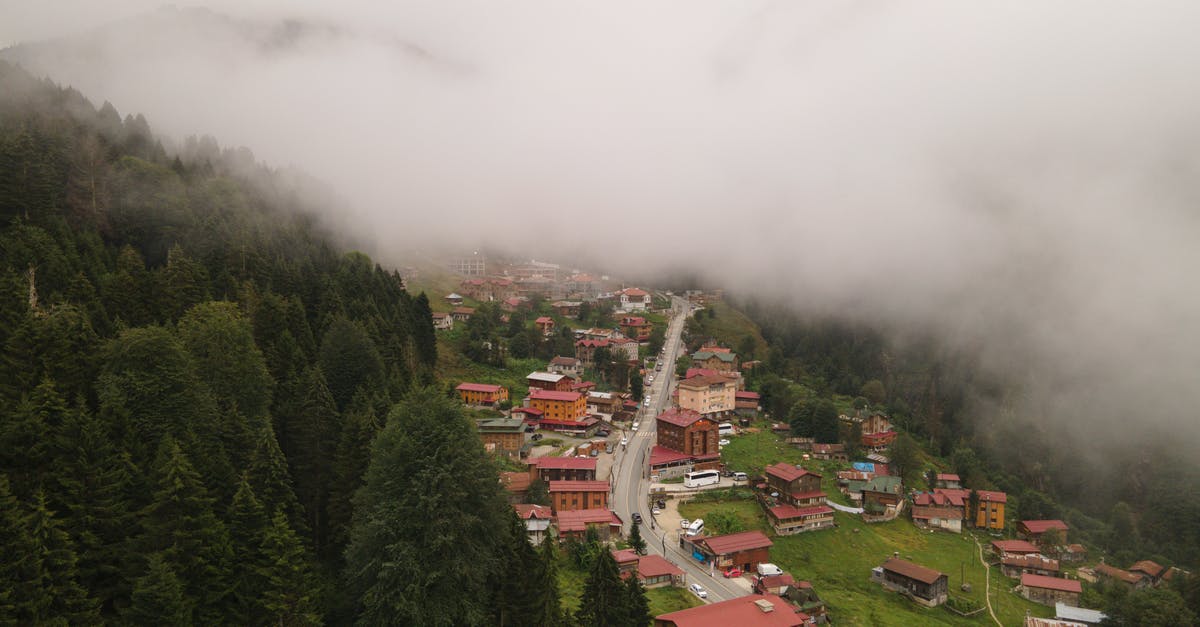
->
[{"left": 5, "top": 1, "right": 1200, "bottom": 456}]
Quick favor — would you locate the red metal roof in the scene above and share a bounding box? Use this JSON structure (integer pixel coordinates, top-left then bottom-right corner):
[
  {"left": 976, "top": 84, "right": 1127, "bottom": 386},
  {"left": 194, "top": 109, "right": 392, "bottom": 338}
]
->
[
  {"left": 532, "top": 456, "right": 597, "bottom": 470},
  {"left": 1002, "top": 554, "right": 1060, "bottom": 571},
  {"left": 456, "top": 383, "right": 504, "bottom": 393},
  {"left": 500, "top": 472, "right": 531, "bottom": 492},
  {"left": 512, "top": 406, "right": 544, "bottom": 416},
  {"left": 991, "top": 539, "right": 1041, "bottom": 555},
  {"left": 649, "top": 446, "right": 693, "bottom": 466},
  {"left": 555, "top": 509, "right": 622, "bottom": 532},
  {"left": 936, "top": 473, "right": 961, "bottom": 481},
  {"left": 529, "top": 389, "right": 583, "bottom": 402},
  {"left": 548, "top": 480, "right": 609, "bottom": 492},
  {"left": 1020, "top": 520, "right": 1069, "bottom": 534},
  {"left": 769, "top": 504, "right": 834, "bottom": 520},
  {"left": 656, "top": 407, "right": 708, "bottom": 428},
  {"left": 513, "top": 504, "right": 552, "bottom": 520},
  {"left": 735, "top": 391, "right": 761, "bottom": 400},
  {"left": 1095, "top": 563, "right": 1145, "bottom": 584},
  {"left": 535, "top": 316, "right": 554, "bottom": 324},
  {"left": 698, "top": 530, "right": 773, "bottom": 555},
  {"left": 789, "top": 490, "right": 826, "bottom": 501},
  {"left": 611, "top": 548, "right": 640, "bottom": 564},
  {"left": 637, "top": 554, "right": 684, "bottom": 579},
  {"left": 765, "top": 462, "right": 819, "bottom": 483},
  {"left": 655, "top": 594, "right": 806, "bottom": 627},
  {"left": 976, "top": 490, "right": 1007, "bottom": 503},
  {"left": 1021, "top": 573, "right": 1081, "bottom": 593},
  {"left": 538, "top": 417, "right": 599, "bottom": 427}
]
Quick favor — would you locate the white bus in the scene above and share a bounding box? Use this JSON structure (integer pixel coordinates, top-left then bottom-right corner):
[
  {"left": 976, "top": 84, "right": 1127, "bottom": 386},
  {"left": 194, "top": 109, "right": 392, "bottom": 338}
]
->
[{"left": 684, "top": 470, "right": 720, "bottom": 489}]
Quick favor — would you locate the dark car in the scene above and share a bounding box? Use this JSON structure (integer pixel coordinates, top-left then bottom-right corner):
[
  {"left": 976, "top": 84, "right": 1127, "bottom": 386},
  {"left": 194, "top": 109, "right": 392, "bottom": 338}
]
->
[
  {"left": 596, "top": 429, "right": 610, "bottom": 437},
  {"left": 531, "top": 433, "right": 543, "bottom": 441},
  {"left": 632, "top": 513, "right": 643, "bottom": 524}
]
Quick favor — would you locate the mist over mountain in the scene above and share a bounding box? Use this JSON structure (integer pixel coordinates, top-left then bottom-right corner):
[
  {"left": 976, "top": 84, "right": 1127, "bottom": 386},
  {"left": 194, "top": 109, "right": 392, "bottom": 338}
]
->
[{"left": 5, "top": 0, "right": 1200, "bottom": 463}]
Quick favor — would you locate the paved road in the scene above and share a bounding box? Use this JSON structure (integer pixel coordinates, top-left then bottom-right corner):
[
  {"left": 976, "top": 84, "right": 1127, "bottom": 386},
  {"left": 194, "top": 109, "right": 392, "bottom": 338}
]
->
[{"left": 611, "top": 295, "right": 750, "bottom": 603}]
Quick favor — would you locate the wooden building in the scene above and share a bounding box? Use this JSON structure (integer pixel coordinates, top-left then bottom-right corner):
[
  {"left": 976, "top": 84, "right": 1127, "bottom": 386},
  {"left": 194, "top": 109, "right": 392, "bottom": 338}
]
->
[
  {"left": 655, "top": 408, "right": 720, "bottom": 459},
  {"left": 688, "top": 530, "right": 774, "bottom": 573},
  {"left": 456, "top": 382, "right": 509, "bottom": 406},
  {"left": 763, "top": 463, "right": 825, "bottom": 508},
  {"left": 975, "top": 490, "right": 1007, "bottom": 530},
  {"left": 528, "top": 456, "right": 597, "bottom": 482},
  {"left": 1020, "top": 573, "right": 1081, "bottom": 607},
  {"left": 528, "top": 388, "right": 588, "bottom": 422},
  {"left": 874, "top": 558, "right": 949, "bottom": 607},
  {"left": 548, "top": 480, "right": 609, "bottom": 513},
  {"left": 1001, "top": 554, "right": 1061, "bottom": 579},
  {"left": 767, "top": 504, "right": 836, "bottom": 535},
  {"left": 1018, "top": 520, "right": 1069, "bottom": 543},
  {"left": 476, "top": 418, "right": 527, "bottom": 459},
  {"left": 556, "top": 509, "right": 622, "bottom": 541},
  {"left": 861, "top": 476, "right": 904, "bottom": 520},
  {"left": 526, "top": 371, "right": 573, "bottom": 392}
]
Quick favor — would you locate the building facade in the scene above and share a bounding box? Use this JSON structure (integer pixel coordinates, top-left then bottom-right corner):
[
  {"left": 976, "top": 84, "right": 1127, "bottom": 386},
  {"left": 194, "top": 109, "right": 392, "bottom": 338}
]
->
[{"left": 528, "top": 389, "right": 588, "bottom": 422}]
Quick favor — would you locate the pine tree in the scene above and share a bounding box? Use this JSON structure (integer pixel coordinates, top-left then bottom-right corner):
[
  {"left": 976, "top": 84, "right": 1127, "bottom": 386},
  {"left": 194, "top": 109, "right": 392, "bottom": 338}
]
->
[
  {"left": 576, "top": 549, "right": 630, "bottom": 626},
  {"left": 25, "top": 489, "right": 101, "bottom": 623},
  {"left": 629, "top": 520, "right": 647, "bottom": 555},
  {"left": 124, "top": 552, "right": 192, "bottom": 626},
  {"left": 260, "top": 510, "right": 321, "bottom": 626},
  {"left": 0, "top": 377, "right": 60, "bottom": 497},
  {"left": 138, "top": 437, "right": 234, "bottom": 624},
  {"left": 625, "top": 571, "right": 652, "bottom": 627},
  {"left": 494, "top": 508, "right": 542, "bottom": 626},
  {"left": 246, "top": 417, "right": 306, "bottom": 534},
  {"left": 327, "top": 401, "right": 378, "bottom": 557},
  {"left": 0, "top": 474, "right": 40, "bottom": 624},
  {"left": 343, "top": 387, "right": 510, "bottom": 626},
  {"left": 534, "top": 535, "right": 564, "bottom": 627},
  {"left": 288, "top": 365, "right": 339, "bottom": 555},
  {"left": 227, "top": 479, "right": 270, "bottom": 624},
  {"left": 411, "top": 291, "right": 438, "bottom": 368}
]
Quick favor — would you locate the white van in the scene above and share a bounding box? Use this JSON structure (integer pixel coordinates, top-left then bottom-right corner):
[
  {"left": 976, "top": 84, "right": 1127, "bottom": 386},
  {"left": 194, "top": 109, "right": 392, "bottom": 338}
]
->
[
  {"left": 756, "top": 563, "right": 784, "bottom": 577},
  {"left": 686, "top": 518, "right": 705, "bottom": 536},
  {"left": 718, "top": 423, "right": 735, "bottom": 436}
]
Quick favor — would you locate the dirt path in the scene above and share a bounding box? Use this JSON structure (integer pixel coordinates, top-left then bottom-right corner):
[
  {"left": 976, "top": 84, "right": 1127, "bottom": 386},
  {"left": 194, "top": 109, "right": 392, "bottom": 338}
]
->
[{"left": 972, "top": 535, "right": 1002, "bottom": 627}]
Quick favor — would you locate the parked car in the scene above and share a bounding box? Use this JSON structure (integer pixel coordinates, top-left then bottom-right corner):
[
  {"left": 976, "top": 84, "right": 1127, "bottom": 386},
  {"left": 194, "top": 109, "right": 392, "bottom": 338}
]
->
[
  {"left": 605, "top": 443, "right": 615, "bottom": 454},
  {"left": 656, "top": 500, "right": 666, "bottom": 510},
  {"left": 620, "top": 437, "right": 629, "bottom": 446},
  {"left": 631, "top": 422, "right": 640, "bottom": 431},
  {"left": 632, "top": 513, "right": 643, "bottom": 524},
  {"left": 590, "top": 448, "right": 599, "bottom": 457},
  {"left": 680, "top": 519, "right": 690, "bottom": 529},
  {"left": 525, "top": 425, "right": 536, "bottom": 433},
  {"left": 596, "top": 428, "right": 610, "bottom": 437},
  {"left": 719, "top": 439, "right": 730, "bottom": 446},
  {"left": 689, "top": 584, "right": 708, "bottom": 599},
  {"left": 733, "top": 472, "right": 748, "bottom": 482},
  {"left": 531, "top": 433, "right": 543, "bottom": 441},
  {"left": 723, "top": 567, "right": 742, "bottom": 578}
]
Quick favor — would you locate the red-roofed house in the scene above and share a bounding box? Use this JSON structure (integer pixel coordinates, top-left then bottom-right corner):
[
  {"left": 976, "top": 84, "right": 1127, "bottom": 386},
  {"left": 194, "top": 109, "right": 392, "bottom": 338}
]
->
[
  {"left": 513, "top": 504, "right": 554, "bottom": 544},
  {"left": 649, "top": 446, "right": 695, "bottom": 476},
  {"left": 500, "top": 471, "right": 531, "bottom": 503},
  {"left": 656, "top": 408, "right": 720, "bottom": 464},
  {"left": 654, "top": 594, "right": 811, "bottom": 627},
  {"left": 690, "top": 531, "right": 774, "bottom": 572},
  {"left": 432, "top": 311, "right": 453, "bottom": 330},
  {"left": 575, "top": 338, "right": 609, "bottom": 367},
  {"left": 861, "top": 430, "right": 897, "bottom": 449},
  {"left": 764, "top": 463, "right": 825, "bottom": 508},
  {"left": 456, "top": 382, "right": 509, "bottom": 406},
  {"left": 612, "top": 548, "right": 641, "bottom": 576},
  {"left": 991, "top": 539, "right": 1042, "bottom": 557},
  {"left": 912, "top": 505, "right": 964, "bottom": 534},
  {"left": 1019, "top": 520, "right": 1069, "bottom": 542},
  {"left": 527, "top": 371, "right": 573, "bottom": 392},
  {"left": 874, "top": 558, "right": 949, "bottom": 607},
  {"left": 617, "top": 287, "right": 651, "bottom": 311},
  {"left": 549, "top": 480, "right": 609, "bottom": 513},
  {"left": 677, "top": 374, "right": 737, "bottom": 418},
  {"left": 1020, "top": 573, "right": 1081, "bottom": 607},
  {"left": 1001, "top": 554, "right": 1060, "bottom": 579},
  {"left": 534, "top": 316, "right": 555, "bottom": 335},
  {"left": 974, "top": 490, "right": 1007, "bottom": 530},
  {"left": 619, "top": 316, "right": 653, "bottom": 342},
  {"left": 529, "top": 456, "right": 597, "bottom": 482},
  {"left": 934, "top": 473, "right": 962, "bottom": 489},
  {"left": 451, "top": 306, "right": 476, "bottom": 322},
  {"left": 767, "top": 504, "right": 836, "bottom": 535},
  {"left": 556, "top": 509, "right": 622, "bottom": 541},
  {"left": 1094, "top": 563, "right": 1150, "bottom": 589},
  {"left": 637, "top": 554, "right": 685, "bottom": 588},
  {"left": 528, "top": 388, "right": 588, "bottom": 422},
  {"left": 735, "top": 391, "right": 761, "bottom": 417}
]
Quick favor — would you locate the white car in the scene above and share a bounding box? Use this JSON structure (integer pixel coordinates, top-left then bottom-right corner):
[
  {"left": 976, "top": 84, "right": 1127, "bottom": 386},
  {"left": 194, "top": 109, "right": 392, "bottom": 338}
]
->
[
  {"left": 680, "top": 519, "right": 690, "bottom": 529},
  {"left": 647, "top": 375, "right": 654, "bottom": 383},
  {"left": 631, "top": 422, "right": 640, "bottom": 431},
  {"left": 719, "top": 439, "right": 730, "bottom": 446},
  {"left": 689, "top": 584, "right": 708, "bottom": 599},
  {"left": 651, "top": 507, "right": 661, "bottom": 515},
  {"left": 620, "top": 437, "right": 629, "bottom": 446}
]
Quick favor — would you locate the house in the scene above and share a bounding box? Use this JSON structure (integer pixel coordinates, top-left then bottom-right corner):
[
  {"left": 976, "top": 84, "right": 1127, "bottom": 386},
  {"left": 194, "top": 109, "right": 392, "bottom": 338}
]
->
[
  {"left": 500, "top": 296, "right": 528, "bottom": 312},
  {"left": 431, "top": 311, "right": 453, "bottom": 330},
  {"left": 500, "top": 471, "right": 531, "bottom": 504},
  {"left": 1094, "top": 563, "right": 1149, "bottom": 589},
  {"left": 688, "top": 530, "right": 774, "bottom": 573},
  {"left": 773, "top": 581, "right": 828, "bottom": 622},
  {"left": 609, "top": 337, "right": 640, "bottom": 362},
  {"left": 691, "top": 349, "right": 739, "bottom": 373},
  {"left": 534, "top": 316, "right": 556, "bottom": 336},
  {"left": 735, "top": 391, "right": 761, "bottom": 417},
  {"left": 1020, "top": 573, "right": 1081, "bottom": 607},
  {"left": 612, "top": 548, "right": 641, "bottom": 576},
  {"left": 445, "top": 292, "right": 464, "bottom": 305},
  {"left": 548, "top": 356, "right": 581, "bottom": 378},
  {"left": 551, "top": 300, "right": 582, "bottom": 318},
  {"left": 528, "top": 389, "right": 588, "bottom": 422},
  {"left": 655, "top": 408, "right": 721, "bottom": 461},
  {"left": 575, "top": 339, "right": 609, "bottom": 367},
  {"left": 810, "top": 443, "right": 847, "bottom": 462},
  {"left": 477, "top": 418, "right": 527, "bottom": 459},
  {"left": 1019, "top": 520, "right": 1069, "bottom": 543},
  {"left": 459, "top": 278, "right": 489, "bottom": 300},
  {"left": 529, "top": 456, "right": 597, "bottom": 482},
  {"left": 676, "top": 374, "right": 738, "bottom": 419},
  {"left": 873, "top": 558, "right": 949, "bottom": 607},
  {"left": 616, "top": 287, "right": 651, "bottom": 311},
  {"left": 548, "top": 480, "right": 609, "bottom": 513},
  {"left": 763, "top": 463, "right": 825, "bottom": 508},
  {"left": 556, "top": 509, "right": 622, "bottom": 541},
  {"left": 767, "top": 504, "right": 836, "bottom": 535},
  {"left": 975, "top": 490, "right": 1007, "bottom": 530},
  {"left": 934, "top": 473, "right": 962, "bottom": 489},
  {"left": 862, "top": 430, "right": 897, "bottom": 449},
  {"left": 754, "top": 573, "right": 798, "bottom": 596},
  {"left": 636, "top": 554, "right": 686, "bottom": 588},
  {"left": 654, "top": 594, "right": 812, "bottom": 627},
  {"left": 527, "top": 371, "right": 573, "bottom": 392},
  {"left": 514, "top": 504, "right": 554, "bottom": 544},
  {"left": 1129, "top": 560, "right": 1175, "bottom": 587},
  {"left": 587, "top": 391, "right": 622, "bottom": 416},
  {"left": 861, "top": 476, "right": 904, "bottom": 521},
  {"left": 1061, "top": 544, "right": 1088, "bottom": 564},
  {"left": 912, "top": 504, "right": 964, "bottom": 533},
  {"left": 451, "top": 306, "right": 476, "bottom": 322},
  {"left": 861, "top": 411, "right": 892, "bottom": 435},
  {"left": 992, "top": 539, "right": 1042, "bottom": 558},
  {"left": 456, "top": 383, "right": 509, "bottom": 406},
  {"left": 619, "top": 316, "right": 653, "bottom": 342},
  {"left": 1001, "top": 554, "right": 1061, "bottom": 578}
]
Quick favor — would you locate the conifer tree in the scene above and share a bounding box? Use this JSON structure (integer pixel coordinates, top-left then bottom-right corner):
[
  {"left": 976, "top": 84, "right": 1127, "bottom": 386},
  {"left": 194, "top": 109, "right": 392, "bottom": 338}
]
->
[
  {"left": 246, "top": 417, "right": 306, "bottom": 534},
  {"left": 576, "top": 549, "right": 630, "bottom": 626},
  {"left": 260, "top": 510, "right": 321, "bottom": 626},
  {"left": 25, "top": 489, "right": 101, "bottom": 623},
  {"left": 124, "top": 553, "right": 191, "bottom": 626},
  {"left": 227, "top": 478, "right": 270, "bottom": 624},
  {"left": 0, "top": 377, "right": 60, "bottom": 497},
  {"left": 494, "top": 508, "right": 542, "bottom": 626},
  {"left": 625, "top": 571, "right": 652, "bottom": 626},
  {"left": 288, "top": 365, "right": 339, "bottom": 554},
  {"left": 535, "top": 535, "right": 564, "bottom": 627},
  {"left": 629, "top": 520, "right": 647, "bottom": 555},
  {"left": 327, "top": 400, "right": 378, "bottom": 556},
  {"left": 0, "top": 474, "right": 40, "bottom": 624}
]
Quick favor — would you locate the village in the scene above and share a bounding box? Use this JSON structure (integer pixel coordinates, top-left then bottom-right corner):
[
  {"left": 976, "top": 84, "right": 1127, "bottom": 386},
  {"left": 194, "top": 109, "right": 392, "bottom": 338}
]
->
[{"left": 416, "top": 255, "right": 1189, "bottom": 627}]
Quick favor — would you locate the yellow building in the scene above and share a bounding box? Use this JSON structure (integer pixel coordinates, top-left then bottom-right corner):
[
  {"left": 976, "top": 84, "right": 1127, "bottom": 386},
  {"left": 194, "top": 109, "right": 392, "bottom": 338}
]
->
[
  {"left": 528, "top": 389, "right": 588, "bottom": 422},
  {"left": 676, "top": 374, "right": 737, "bottom": 417},
  {"left": 975, "top": 490, "right": 1007, "bottom": 530},
  {"left": 456, "top": 383, "right": 509, "bottom": 406}
]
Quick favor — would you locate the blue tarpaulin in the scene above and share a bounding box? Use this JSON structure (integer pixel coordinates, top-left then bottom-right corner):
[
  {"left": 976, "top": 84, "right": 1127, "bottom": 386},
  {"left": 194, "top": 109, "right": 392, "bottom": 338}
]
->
[{"left": 852, "top": 462, "right": 875, "bottom": 472}]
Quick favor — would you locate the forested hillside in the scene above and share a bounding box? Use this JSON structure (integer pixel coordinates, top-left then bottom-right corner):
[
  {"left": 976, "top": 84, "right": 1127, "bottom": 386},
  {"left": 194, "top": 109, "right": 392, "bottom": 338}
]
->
[{"left": 0, "top": 60, "right": 565, "bottom": 624}]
